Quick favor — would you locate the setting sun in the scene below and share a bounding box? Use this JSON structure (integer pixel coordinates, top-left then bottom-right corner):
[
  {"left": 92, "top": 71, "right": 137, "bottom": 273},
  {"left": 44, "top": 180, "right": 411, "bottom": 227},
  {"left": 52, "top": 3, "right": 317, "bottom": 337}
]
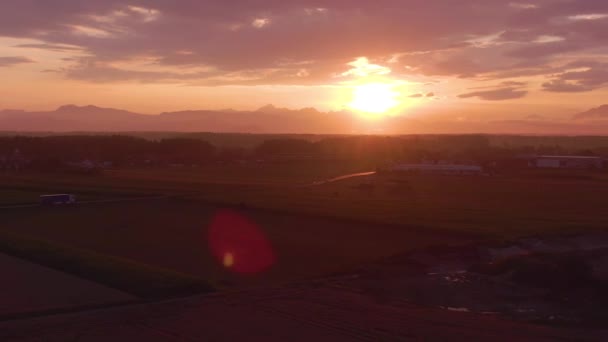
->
[{"left": 349, "top": 83, "right": 400, "bottom": 115}]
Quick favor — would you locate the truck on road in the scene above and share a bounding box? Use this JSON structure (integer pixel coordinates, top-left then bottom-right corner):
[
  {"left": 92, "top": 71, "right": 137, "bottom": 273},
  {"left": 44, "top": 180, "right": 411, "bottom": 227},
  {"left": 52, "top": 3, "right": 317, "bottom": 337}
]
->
[{"left": 40, "top": 194, "right": 76, "bottom": 206}]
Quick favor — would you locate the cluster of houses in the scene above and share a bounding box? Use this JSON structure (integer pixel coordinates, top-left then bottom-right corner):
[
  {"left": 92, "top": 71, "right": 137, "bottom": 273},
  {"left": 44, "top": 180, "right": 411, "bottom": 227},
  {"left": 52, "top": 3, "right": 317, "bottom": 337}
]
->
[
  {"left": 528, "top": 155, "right": 604, "bottom": 169},
  {"left": 0, "top": 150, "right": 113, "bottom": 174},
  {"left": 0, "top": 149, "right": 28, "bottom": 172},
  {"left": 66, "top": 159, "right": 113, "bottom": 170},
  {"left": 386, "top": 155, "right": 606, "bottom": 175},
  {"left": 1, "top": 146, "right": 607, "bottom": 177}
]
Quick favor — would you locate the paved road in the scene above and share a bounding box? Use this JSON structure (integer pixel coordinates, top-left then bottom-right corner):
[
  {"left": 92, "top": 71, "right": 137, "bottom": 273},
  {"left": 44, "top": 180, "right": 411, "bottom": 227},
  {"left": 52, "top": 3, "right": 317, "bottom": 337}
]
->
[
  {"left": 0, "top": 195, "right": 169, "bottom": 210},
  {"left": 310, "top": 171, "right": 376, "bottom": 186}
]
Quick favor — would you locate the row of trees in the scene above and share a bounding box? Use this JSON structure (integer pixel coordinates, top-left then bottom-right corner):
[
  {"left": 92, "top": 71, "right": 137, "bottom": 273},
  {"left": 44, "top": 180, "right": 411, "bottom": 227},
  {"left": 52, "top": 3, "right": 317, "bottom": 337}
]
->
[
  {"left": 1, "top": 134, "right": 606, "bottom": 172},
  {"left": 254, "top": 135, "right": 606, "bottom": 165},
  {"left": 0, "top": 136, "right": 216, "bottom": 167}
]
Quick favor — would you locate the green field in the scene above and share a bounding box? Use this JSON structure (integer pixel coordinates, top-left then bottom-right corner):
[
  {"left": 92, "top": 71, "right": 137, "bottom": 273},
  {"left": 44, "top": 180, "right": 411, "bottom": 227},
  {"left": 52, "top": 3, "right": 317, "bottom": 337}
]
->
[
  {"left": 3, "top": 166, "right": 608, "bottom": 236},
  {"left": 2, "top": 199, "right": 469, "bottom": 289},
  {"left": 103, "top": 166, "right": 608, "bottom": 237},
  {"left": 106, "top": 161, "right": 375, "bottom": 185},
  {"left": 0, "top": 162, "right": 372, "bottom": 204},
  {"left": 0, "top": 229, "right": 213, "bottom": 298},
  {"left": 2, "top": 166, "right": 607, "bottom": 292}
]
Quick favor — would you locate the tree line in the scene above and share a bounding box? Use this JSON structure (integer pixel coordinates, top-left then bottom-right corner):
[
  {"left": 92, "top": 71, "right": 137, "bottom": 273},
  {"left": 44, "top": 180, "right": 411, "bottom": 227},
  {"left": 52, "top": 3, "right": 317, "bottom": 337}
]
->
[
  {"left": 0, "top": 136, "right": 215, "bottom": 169},
  {"left": 1, "top": 134, "right": 606, "bottom": 172}
]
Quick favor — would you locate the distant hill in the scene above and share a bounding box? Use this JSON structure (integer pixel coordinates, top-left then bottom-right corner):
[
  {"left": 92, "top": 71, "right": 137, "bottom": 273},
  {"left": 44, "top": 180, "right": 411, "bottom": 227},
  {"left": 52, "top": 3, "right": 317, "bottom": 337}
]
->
[
  {"left": 0, "top": 105, "right": 144, "bottom": 131},
  {"left": 6, "top": 104, "right": 608, "bottom": 135},
  {"left": 573, "top": 105, "right": 608, "bottom": 120},
  {"left": 0, "top": 105, "right": 352, "bottom": 133}
]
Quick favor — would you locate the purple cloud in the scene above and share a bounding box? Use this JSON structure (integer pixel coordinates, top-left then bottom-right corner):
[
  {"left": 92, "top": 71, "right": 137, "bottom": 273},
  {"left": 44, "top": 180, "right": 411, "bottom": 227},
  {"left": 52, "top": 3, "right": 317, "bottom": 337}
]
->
[
  {"left": 543, "top": 61, "right": 608, "bottom": 92},
  {"left": 0, "top": 0, "right": 607, "bottom": 87},
  {"left": 500, "top": 81, "right": 526, "bottom": 87},
  {"left": 542, "top": 81, "right": 591, "bottom": 93},
  {"left": 0, "top": 56, "right": 33, "bottom": 67},
  {"left": 458, "top": 87, "right": 528, "bottom": 101},
  {"left": 14, "top": 43, "right": 83, "bottom": 52}
]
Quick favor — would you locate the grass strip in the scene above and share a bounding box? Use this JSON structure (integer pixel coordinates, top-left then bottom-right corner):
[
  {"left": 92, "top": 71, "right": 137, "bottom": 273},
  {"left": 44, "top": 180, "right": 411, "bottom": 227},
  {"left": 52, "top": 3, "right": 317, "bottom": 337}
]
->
[{"left": 0, "top": 229, "right": 214, "bottom": 299}]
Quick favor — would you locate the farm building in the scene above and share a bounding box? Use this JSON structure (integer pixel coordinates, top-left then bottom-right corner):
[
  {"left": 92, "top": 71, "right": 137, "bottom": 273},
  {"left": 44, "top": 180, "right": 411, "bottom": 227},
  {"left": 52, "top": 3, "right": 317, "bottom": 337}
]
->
[
  {"left": 532, "top": 156, "right": 604, "bottom": 169},
  {"left": 389, "top": 163, "right": 483, "bottom": 175}
]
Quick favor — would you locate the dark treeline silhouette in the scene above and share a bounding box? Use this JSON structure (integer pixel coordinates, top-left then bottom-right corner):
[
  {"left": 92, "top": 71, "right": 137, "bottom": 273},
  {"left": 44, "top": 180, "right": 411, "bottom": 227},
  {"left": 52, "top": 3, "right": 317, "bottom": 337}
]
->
[
  {"left": 1, "top": 134, "right": 608, "bottom": 173},
  {"left": 255, "top": 135, "right": 608, "bottom": 164},
  {"left": 0, "top": 136, "right": 216, "bottom": 171}
]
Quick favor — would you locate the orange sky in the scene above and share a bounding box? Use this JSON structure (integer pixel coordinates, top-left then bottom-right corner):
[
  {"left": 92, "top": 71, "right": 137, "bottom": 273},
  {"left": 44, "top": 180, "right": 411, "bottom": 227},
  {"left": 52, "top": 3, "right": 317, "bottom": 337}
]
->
[{"left": 1, "top": 1, "right": 608, "bottom": 132}]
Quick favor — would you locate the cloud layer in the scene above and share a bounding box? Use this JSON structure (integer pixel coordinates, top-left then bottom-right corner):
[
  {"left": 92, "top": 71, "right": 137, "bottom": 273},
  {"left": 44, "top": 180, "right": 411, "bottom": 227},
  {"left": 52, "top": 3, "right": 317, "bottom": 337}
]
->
[
  {"left": 459, "top": 88, "right": 528, "bottom": 101},
  {"left": 0, "top": 56, "right": 33, "bottom": 67},
  {"left": 1, "top": 0, "right": 608, "bottom": 101}
]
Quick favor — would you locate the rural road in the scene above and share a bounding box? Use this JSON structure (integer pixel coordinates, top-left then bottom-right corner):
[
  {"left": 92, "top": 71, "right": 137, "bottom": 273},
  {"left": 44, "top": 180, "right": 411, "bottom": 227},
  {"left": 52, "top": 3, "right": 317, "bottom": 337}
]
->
[
  {"left": 0, "top": 195, "right": 169, "bottom": 210},
  {"left": 310, "top": 171, "right": 376, "bottom": 186}
]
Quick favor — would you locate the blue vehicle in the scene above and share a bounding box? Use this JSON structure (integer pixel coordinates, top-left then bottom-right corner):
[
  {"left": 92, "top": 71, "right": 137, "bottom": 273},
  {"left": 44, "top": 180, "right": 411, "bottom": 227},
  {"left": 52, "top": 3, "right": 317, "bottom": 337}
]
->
[{"left": 40, "top": 194, "right": 76, "bottom": 206}]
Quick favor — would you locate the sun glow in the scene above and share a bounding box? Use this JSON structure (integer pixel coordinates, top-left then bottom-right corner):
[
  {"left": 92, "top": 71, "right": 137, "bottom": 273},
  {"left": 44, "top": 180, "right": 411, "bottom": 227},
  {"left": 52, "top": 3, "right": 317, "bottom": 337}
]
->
[{"left": 349, "top": 83, "right": 400, "bottom": 115}]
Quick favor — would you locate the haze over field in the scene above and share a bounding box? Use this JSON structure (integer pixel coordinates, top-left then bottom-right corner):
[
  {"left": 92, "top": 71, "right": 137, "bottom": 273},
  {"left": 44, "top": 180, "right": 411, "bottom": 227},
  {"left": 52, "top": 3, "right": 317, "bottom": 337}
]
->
[{"left": 1, "top": 1, "right": 608, "bottom": 134}]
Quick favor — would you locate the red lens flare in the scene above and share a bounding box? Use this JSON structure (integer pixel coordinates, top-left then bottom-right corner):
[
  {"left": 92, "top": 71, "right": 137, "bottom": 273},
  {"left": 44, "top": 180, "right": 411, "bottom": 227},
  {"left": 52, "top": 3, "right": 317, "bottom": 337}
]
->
[{"left": 208, "top": 209, "right": 275, "bottom": 274}]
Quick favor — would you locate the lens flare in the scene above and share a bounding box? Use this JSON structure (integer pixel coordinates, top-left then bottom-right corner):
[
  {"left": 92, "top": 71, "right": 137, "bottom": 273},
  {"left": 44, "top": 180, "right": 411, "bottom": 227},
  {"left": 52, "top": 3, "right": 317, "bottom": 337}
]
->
[
  {"left": 208, "top": 209, "right": 275, "bottom": 274},
  {"left": 222, "top": 252, "right": 235, "bottom": 268}
]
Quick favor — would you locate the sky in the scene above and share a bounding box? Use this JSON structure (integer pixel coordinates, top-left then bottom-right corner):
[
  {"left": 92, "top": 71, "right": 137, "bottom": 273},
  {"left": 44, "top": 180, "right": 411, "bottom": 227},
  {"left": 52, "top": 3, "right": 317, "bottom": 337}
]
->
[{"left": 1, "top": 0, "right": 608, "bottom": 132}]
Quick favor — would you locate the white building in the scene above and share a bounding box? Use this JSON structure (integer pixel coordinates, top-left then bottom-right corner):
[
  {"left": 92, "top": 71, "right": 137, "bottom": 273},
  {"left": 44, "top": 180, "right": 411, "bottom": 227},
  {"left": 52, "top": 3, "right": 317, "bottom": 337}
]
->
[
  {"left": 390, "top": 163, "right": 483, "bottom": 175},
  {"left": 532, "top": 156, "right": 604, "bottom": 169}
]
